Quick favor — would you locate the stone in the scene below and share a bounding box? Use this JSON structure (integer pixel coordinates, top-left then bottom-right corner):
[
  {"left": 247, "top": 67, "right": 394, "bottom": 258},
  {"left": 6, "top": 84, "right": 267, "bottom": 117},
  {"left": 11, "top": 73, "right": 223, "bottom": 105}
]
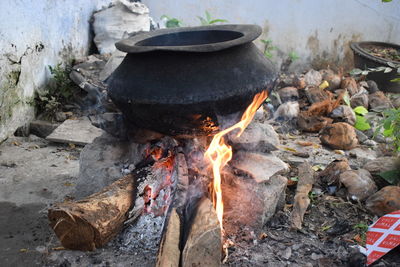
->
[
  {"left": 231, "top": 151, "right": 289, "bottom": 183},
  {"left": 319, "top": 69, "right": 341, "bottom": 91},
  {"left": 298, "top": 112, "right": 333, "bottom": 132},
  {"left": 273, "top": 101, "right": 299, "bottom": 120},
  {"left": 46, "top": 117, "right": 104, "bottom": 145},
  {"left": 55, "top": 112, "right": 67, "bottom": 122},
  {"left": 29, "top": 120, "right": 60, "bottom": 138},
  {"left": 363, "top": 157, "right": 398, "bottom": 175},
  {"left": 339, "top": 169, "right": 377, "bottom": 201},
  {"left": 330, "top": 105, "right": 356, "bottom": 125},
  {"left": 317, "top": 158, "right": 351, "bottom": 185},
  {"left": 305, "top": 86, "right": 330, "bottom": 104},
  {"left": 93, "top": 1, "right": 150, "bottom": 54},
  {"left": 231, "top": 121, "right": 279, "bottom": 148},
  {"left": 355, "top": 129, "right": 369, "bottom": 143},
  {"left": 369, "top": 91, "right": 392, "bottom": 110},
  {"left": 74, "top": 133, "right": 146, "bottom": 198},
  {"left": 348, "top": 147, "right": 377, "bottom": 165},
  {"left": 278, "top": 87, "right": 299, "bottom": 103},
  {"left": 222, "top": 174, "right": 288, "bottom": 231},
  {"left": 366, "top": 186, "right": 400, "bottom": 216},
  {"left": 293, "top": 75, "right": 306, "bottom": 89},
  {"left": 340, "top": 77, "right": 359, "bottom": 96},
  {"left": 366, "top": 80, "right": 379, "bottom": 94},
  {"left": 320, "top": 122, "right": 358, "bottom": 150},
  {"left": 350, "top": 94, "right": 369, "bottom": 109},
  {"left": 392, "top": 95, "right": 400, "bottom": 109},
  {"left": 304, "top": 69, "right": 322, "bottom": 86}
]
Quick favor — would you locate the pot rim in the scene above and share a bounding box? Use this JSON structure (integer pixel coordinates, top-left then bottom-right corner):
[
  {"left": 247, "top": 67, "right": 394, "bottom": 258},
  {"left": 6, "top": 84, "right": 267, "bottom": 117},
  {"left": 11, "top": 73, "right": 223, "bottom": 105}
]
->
[
  {"left": 115, "top": 24, "right": 262, "bottom": 53},
  {"left": 350, "top": 41, "right": 400, "bottom": 65}
]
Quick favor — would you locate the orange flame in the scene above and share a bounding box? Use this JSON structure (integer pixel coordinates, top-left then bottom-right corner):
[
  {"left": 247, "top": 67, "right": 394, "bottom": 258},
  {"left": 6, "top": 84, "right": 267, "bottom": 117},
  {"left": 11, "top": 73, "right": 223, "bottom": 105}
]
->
[{"left": 204, "top": 90, "right": 268, "bottom": 230}]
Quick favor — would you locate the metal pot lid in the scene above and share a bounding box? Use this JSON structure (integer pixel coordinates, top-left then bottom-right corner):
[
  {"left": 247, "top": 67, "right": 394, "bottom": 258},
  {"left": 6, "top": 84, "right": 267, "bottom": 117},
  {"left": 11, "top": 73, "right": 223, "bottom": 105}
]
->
[{"left": 116, "top": 24, "right": 262, "bottom": 53}]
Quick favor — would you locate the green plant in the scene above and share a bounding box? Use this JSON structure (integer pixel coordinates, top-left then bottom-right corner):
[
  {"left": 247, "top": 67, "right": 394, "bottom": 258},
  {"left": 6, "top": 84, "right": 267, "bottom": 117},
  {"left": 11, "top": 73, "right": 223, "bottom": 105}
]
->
[
  {"left": 353, "top": 106, "right": 371, "bottom": 131},
  {"left": 288, "top": 51, "right": 300, "bottom": 62},
  {"left": 261, "top": 39, "right": 276, "bottom": 59},
  {"left": 376, "top": 108, "right": 400, "bottom": 151},
  {"left": 197, "top": 11, "right": 228, "bottom": 26},
  {"left": 35, "top": 63, "right": 76, "bottom": 120},
  {"left": 160, "top": 15, "right": 183, "bottom": 28},
  {"left": 343, "top": 92, "right": 371, "bottom": 131},
  {"left": 353, "top": 222, "right": 369, "bottom": 244}
]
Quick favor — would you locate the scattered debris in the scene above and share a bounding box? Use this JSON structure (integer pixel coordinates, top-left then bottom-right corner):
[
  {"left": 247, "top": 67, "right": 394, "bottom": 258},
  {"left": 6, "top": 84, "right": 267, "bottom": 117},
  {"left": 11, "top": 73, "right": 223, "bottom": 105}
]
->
[
  {"left": 366, "top": 186, "right": 400, "bottom": 216},
  {"left": 320, "top": 122, "right": 358, "bottom": 150},
  {"left": 290, "top": 162, "right": 314, "bottom": 230},
  {"left": 339, "top": 169, "right": 377, "bottom": 201}
]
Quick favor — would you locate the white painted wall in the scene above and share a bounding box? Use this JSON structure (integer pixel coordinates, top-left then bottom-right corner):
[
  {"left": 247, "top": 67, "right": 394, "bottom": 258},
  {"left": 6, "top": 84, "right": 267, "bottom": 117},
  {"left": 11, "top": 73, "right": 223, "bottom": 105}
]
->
[
  {"left": 144, "top": 0, "right": 400, "bottom": 69},
  {"left": 0, "top": 0, "right": 114, "bottom": 142}
]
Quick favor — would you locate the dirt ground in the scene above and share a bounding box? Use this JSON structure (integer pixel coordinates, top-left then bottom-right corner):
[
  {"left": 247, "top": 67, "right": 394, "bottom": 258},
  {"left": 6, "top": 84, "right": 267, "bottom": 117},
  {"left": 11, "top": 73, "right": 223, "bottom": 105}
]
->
[{"left": 1, "top": 132, "right": 399, "bottom": 267}]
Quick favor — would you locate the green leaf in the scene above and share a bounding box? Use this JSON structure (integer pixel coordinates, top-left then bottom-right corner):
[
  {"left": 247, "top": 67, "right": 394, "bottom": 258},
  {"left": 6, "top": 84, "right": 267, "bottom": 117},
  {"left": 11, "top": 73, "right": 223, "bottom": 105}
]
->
[
  {"left": 353, "top": 106, "right": 369, "bottom": 116},
  {"left": 205, "top": 11, "right": 211, "bottom": 22},
  {"left": 378, "top": 170, "right": 400, "bottom": 185},
  {"left": 354, "top": 115, "right": 371, "bottom": 131},
  {"left": 361, "top": 70, "right": 369, "bottom": 75},
  {"left": 197, "top": 16, "right": 208, "bottom": 26},
  {"left": 383, "top": 127, "right": 393, "bottom": 137},
  {"left": 166, "top": 18, "right": 181, "bottom": 28},
  {"left": 384, "top": 67, "right": 393, "bottom": 73},
  {"left": 391, "top": 78, "right": 400, "bottom": 83},
  {"left": 387, "top": 61, "right": 397, "bottom": 68},
  {"left": 350, "top": 68, "right": 363, "bottom": 75},
  {"left": 209, "top": 19, "right": 228, "bottom": 24},
  {"left": 382, "top": 0, "right": 393, "bottom": 3}
]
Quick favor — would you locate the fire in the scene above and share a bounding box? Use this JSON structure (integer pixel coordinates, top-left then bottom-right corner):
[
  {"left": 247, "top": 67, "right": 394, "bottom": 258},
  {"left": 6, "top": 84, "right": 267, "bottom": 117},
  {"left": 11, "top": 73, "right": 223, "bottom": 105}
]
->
[{"left": 204, "top": 90, "right": 268, "bottom": 230}]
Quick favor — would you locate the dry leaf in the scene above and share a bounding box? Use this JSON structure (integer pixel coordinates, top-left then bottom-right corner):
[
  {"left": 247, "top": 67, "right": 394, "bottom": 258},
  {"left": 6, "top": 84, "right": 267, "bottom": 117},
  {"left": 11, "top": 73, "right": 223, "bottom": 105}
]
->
[
  {"left": 280, "top": 146, "right": 298, "bottom": 153},
  {"left": 12, "top": 141, "right": 21, "bottom": 146},
  {"left": 334, "top": 150, "right": 345, "bottom": 155},
  {"left": 19, "top": 248, "right": 28, "bottom": 252},
  {"left": 63, "top": 182, "right": 75, "bottom": 187},
  {"left": 296, "top": 141, "right": 314, "bottom": 146}
]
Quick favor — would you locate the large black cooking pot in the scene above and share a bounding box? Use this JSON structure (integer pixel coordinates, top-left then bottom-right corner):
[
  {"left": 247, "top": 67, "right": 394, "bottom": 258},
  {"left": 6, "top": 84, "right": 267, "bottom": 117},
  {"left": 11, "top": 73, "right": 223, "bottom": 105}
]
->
[{"left": 107, "top": 24, "right": 277, "bottom": 136}]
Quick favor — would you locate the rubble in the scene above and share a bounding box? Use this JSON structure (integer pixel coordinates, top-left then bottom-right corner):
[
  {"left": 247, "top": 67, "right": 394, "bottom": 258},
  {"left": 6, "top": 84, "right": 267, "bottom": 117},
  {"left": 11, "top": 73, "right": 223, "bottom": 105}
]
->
[
  {"left": 339, "top": 169, "right": 377, "bottom": 201},
  {"left": 350, "top": 93, "right": 369, "bottom": 109},
  {"left": 317, "top": 158, "right": 351, "bottom": 185},
  {"left": 320, "top": 122, "right": 358, "bottom": 150},
  {"left": 369, "top": 91, "right": 392, "bottom": 110},
  {"left": 341, "top": 77, "right": 359, "bottom": 96},
  {"left": 304, "top": 69, "right": 322, "bottom": 86},
  {"left": 231, "top": 151, "right": 289, "bottom": 183},
  {"left": 366, "top": 186, "right": 400, "bottom": 216},
  {"left": 278, "top": 86, "right": 299, "bottom": 103},
  {"left": 330, "top": 105, "right": 356, "bottom": 125}
]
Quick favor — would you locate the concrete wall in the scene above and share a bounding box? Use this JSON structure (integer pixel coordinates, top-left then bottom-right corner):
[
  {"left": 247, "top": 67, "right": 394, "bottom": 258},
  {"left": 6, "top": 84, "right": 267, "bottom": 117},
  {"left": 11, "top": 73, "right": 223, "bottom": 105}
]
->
[
  {"left": 0, "top": 0, "right": 113, "bottom": 142},
  {"left": 144, "top": 0, "right": 400, "bottom": 70}
]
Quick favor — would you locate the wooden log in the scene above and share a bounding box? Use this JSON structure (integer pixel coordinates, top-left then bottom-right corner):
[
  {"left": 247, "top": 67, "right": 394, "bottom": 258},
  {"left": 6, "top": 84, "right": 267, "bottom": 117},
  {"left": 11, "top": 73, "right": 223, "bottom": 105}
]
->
[
  {"left": 290, "top": 162, "right": 314, "bottom": 230},
  {"left": 48, "top": 174, "right": 135, "bottom": 251},
  {"left": 156, "top": 152, "right": 188, "bottom": 267},
  {"left": 182, "top": 197, "right": 221, "bottom": 267},
  {"left": 156, "top": 208, "right": 181, "bottom": 267}
]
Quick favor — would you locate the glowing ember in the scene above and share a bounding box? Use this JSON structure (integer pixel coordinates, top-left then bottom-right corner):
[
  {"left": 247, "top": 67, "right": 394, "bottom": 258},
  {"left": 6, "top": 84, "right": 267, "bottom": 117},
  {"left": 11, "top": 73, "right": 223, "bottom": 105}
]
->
[{"left": 204, "top": 90, "right": 268, "bottom": 230}]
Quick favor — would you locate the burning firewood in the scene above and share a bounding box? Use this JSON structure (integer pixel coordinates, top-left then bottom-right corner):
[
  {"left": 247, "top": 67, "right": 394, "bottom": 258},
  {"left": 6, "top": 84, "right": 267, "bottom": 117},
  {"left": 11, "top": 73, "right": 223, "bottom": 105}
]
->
[
  {"left": 290, "top": 162, "right": 315, "bottom": 230},
  {"left": 48, "top": 174, "right": 135, "bottom": 251},
  {"left": 181, "top": 197, "right": 221, "bottom": 267}
]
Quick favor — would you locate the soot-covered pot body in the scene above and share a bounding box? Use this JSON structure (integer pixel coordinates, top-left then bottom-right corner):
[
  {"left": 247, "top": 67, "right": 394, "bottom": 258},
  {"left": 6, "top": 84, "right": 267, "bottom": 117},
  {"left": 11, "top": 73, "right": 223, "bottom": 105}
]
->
[{"left": 107, "top": 24, "right": 277, "bottom": 136}]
